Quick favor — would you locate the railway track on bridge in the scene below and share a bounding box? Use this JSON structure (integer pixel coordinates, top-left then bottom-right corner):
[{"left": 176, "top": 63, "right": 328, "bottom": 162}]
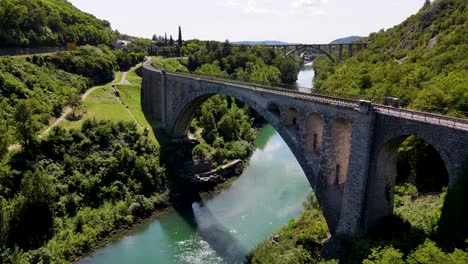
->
[{"left": 145, "top": 65, "right": 468, "bottom": 131}]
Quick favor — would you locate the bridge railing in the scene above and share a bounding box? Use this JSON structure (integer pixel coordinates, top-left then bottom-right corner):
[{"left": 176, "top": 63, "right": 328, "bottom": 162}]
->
[
  {"left": 166, "top": 70, "right": 360, "bottom": 108},
  {"left": 166, "top": 70, "right": 368, "bottom": 101},
  {"left": 145, "top": 65, "right": 468, "bottom": 130},
  {"left": 375, "top": 104, "right": 468, "bottom": 130}
]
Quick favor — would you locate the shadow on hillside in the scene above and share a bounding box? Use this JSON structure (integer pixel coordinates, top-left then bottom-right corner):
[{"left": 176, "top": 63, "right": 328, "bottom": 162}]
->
[{"left": 142, "top": 109, "right": 171, "bottom": 147}]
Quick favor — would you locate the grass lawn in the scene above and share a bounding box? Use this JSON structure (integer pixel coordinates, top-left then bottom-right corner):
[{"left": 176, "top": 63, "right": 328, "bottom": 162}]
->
[
  {"left": 151, "top": 56, "right": 188, "bottom": 72},
  {"left": 60, "top": 65, "right": 162, "bottom": 146},
  {"left": 61, "top": 84, "right": 134, "bottom": 130},
  {"left": 115, "top": 67, "right": 164, "bottom": 146}
]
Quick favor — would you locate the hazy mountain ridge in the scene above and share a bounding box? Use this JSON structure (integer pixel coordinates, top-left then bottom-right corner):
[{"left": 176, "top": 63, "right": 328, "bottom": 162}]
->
[
  {"left": 329, "top": 36, "right": 364, "bottom": 44},
  {"left": 232, "top": 40, "right": 294, "bottom": 45}
]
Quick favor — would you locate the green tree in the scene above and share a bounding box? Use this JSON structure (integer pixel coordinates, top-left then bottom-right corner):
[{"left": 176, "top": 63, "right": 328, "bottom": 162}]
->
[
  {"left": 0, "top": 197, "right": 9, "bottom": 246},
  {"left": 169, "top": 35, "right": 174, "bottom": 46},
  {"left": 13, "top": 100, "right": 40, "bottom": 150},
  {"left": 363, "top": 246, "right": 405, "bottom": 264},
  {"left": 67, "top": 92, "right": 82, "bottom": 118},
  {"left": 0, "top": 109, "right": 9, "bottom": 160},
  {"left": 199, "top": 106, "right": 218, "bottom": 144},
  {"left": 9, "top": 166, "right": 56, "bottom": 249},
  {"left": 274, "top": 55, "right": 300, "bottom": 84},
  {"left": 177, "top": 26, "right": 183, "bottom": 47}
]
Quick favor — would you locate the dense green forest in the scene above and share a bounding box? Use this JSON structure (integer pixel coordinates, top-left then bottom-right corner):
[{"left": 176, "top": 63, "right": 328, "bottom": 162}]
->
[
  {"left": 182, "top": 40, "right": 301, "bottom": 85},
  {"left": 313, "top": 0, "right": 468, "bottom": 117},
  {"left": 0, "top": 120, "right": 167, "bottom": 263},
  {"left": 190, "top": 95, "right": 254, "bottom": 167},
  {"left": 0, "top": 0, "right": 116, "bottom": 47}
]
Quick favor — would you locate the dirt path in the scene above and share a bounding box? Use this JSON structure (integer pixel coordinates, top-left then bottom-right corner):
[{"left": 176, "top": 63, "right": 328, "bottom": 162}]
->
[
  {"left": 8, "top": 73, "right": 121, "bottom": 151},
  {"left": 7, "top": 58, "right": 154, "bottom": 151}
]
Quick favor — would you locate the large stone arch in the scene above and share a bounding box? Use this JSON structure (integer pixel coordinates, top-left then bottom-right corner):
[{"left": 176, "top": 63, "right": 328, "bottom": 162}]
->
[
  {"left": 285, "top": 46, "right": 335, "bottom": 62},
  {"left": 165, "top": 86, "right": 347, "bottom": 232}
]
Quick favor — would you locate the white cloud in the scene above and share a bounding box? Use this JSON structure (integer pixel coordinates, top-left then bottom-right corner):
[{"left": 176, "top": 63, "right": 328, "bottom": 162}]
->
[
  {"left": 244, "top": 0, "right": 272, "bottom": 14},
  {"left": 224, "top": 1, "right": 240, "bottom": 7},
  {"left": 290, "top": 0, "right": 329, "bottom": 16},
  {"left": 292, "top": 0, "right": 329, "bottom": 8}
]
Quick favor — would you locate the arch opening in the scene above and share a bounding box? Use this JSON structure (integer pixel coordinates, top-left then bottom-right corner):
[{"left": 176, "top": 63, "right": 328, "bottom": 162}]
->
[
  {"left": 329, "top": 118, "right": 352, "bottom": 188},
  {"left": 366, "top": 135, "right": 449, "bottom": 232},
  {"left": 285, "top": 107, "right": 300, "bottom": 133},
  {"left": 335, "top": 164, "right": 341, "bottom": 186},
  {"left": 313, "top": 134, "right": 318, "bottom": 149},
  {"left": 267, "top": 102, "right": 281, "bottom": 118},
  {"left": 168, "top": 91, "right": 337, "bottom": 234},
  {"left": 305, "top": 113, "right": 324, "bottom": 156}
]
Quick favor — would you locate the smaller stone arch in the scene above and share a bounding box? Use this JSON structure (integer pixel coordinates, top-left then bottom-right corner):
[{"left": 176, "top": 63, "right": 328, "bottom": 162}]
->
[
  {"left": 305, "top": 113, "right": 324, "bottom": 155},
  {"left": 285, "top": 107, "right": 300, "bottom": 133},
  {"left": 329, "top": 118, "right": 352, "bottom": 187},
  {"left": 267, "top": 102, "right": 281, "bottom": 118},
  {"left": 365, "top": 134, "right": 450, "bottom": 231}
]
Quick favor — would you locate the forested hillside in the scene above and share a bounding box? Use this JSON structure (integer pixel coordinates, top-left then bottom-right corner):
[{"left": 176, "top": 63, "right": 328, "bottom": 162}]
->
[
  {"left": 0, "top": 120, "right": 167, "bottom": 263},
  {"left": 314, "top": 0, "right": 467, "bottom": 117},
  {"left": 0, "top": 0, "right": 116, "bottom": 47},
  {"left": 183, "top": 40, "right": 301, "bottom": 84}
]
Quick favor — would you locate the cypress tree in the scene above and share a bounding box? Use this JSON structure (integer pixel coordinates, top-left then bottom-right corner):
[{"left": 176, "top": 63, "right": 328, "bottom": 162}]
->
[
  {"left": 178, "top": 26, "right": 183, "bottom": 47},
  {"left": 164, "top": 33, "right": 168, "bottom": 46},
  {"left": 169, "top": 35, "right": 174, "bottom": 46}
]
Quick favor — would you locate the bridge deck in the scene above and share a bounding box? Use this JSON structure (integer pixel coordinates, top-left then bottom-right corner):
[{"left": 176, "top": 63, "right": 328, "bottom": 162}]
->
[{"left": 147, "top": 65, "right": 468, "bottom": 131}]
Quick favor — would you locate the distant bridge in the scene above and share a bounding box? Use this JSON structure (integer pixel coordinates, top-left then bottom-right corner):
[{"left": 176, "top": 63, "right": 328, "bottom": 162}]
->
[
  {"left": 141, "top": 64, "right": 468, "bottom": 248},
  {"left": 235, "top": 42, "right": 370, "bottom": 62}
]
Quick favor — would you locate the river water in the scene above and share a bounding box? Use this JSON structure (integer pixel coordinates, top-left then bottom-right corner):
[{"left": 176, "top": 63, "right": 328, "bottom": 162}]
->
[
  {"left": 295, "top": 62, "right": 315, "bottom": 89},
  {"left": 78, "top": 65, "right": 315, "bottom": 264}
]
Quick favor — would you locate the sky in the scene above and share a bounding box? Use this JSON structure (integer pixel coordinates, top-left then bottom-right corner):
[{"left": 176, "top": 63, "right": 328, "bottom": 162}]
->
[{"left": 68, "top": 0, "right": 426, "bottom": 43}]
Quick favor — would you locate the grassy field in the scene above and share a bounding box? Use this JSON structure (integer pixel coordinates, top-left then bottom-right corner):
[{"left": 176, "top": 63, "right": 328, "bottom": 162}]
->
[
  {"left": 151, "top": 56, "right": 188, "bottom": 71},
  {"left": 60, "top": 65, "right": 161, "bottom": 146},
  {"left": 115, "top": 66, "right": 162, "bottom": 145}
]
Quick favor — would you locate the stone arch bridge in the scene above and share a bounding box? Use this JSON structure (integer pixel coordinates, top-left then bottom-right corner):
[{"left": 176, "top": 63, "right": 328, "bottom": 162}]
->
[
  {"left": 141, "top": 65, "right": 468, "bottom": 239},
  {"left": 236, "top": 42, "right": 370, "bottom": 62}
]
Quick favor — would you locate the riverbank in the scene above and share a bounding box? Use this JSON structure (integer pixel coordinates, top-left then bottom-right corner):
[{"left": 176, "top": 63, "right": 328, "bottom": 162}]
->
[
  {"left": 75, "top": 124, "right": 311, "bottom": 264},
  {"left": 73, "top": 169, "right": 247, "bottom": 263}
]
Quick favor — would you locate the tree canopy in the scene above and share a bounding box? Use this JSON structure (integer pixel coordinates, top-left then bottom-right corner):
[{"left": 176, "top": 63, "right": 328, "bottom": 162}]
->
[
  {"left": 0, "top": 0, "right": 116, "bottom": 47},
  {"left": 313, "top": 0, "right": 468, "bottom": 117}
]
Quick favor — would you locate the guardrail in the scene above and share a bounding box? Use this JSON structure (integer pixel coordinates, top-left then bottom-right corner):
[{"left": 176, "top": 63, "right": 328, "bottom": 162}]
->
[
  {"left": 143, "top": 64, "right": 468, "bottom": 131},
  {"left": 375, "top": 104, "right": 468, "bottom": 130},
  {"left": 166, "top": 70, "right": 359, "bottom": 108}
]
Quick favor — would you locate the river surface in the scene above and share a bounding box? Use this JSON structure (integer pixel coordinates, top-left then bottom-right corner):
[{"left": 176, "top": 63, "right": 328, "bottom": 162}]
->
[
  {"left": 295, "top": 62, "right": 315, "bottom": 89},
  {"left": 78, "top": 65, "right": 314, "bottom": 264}
]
